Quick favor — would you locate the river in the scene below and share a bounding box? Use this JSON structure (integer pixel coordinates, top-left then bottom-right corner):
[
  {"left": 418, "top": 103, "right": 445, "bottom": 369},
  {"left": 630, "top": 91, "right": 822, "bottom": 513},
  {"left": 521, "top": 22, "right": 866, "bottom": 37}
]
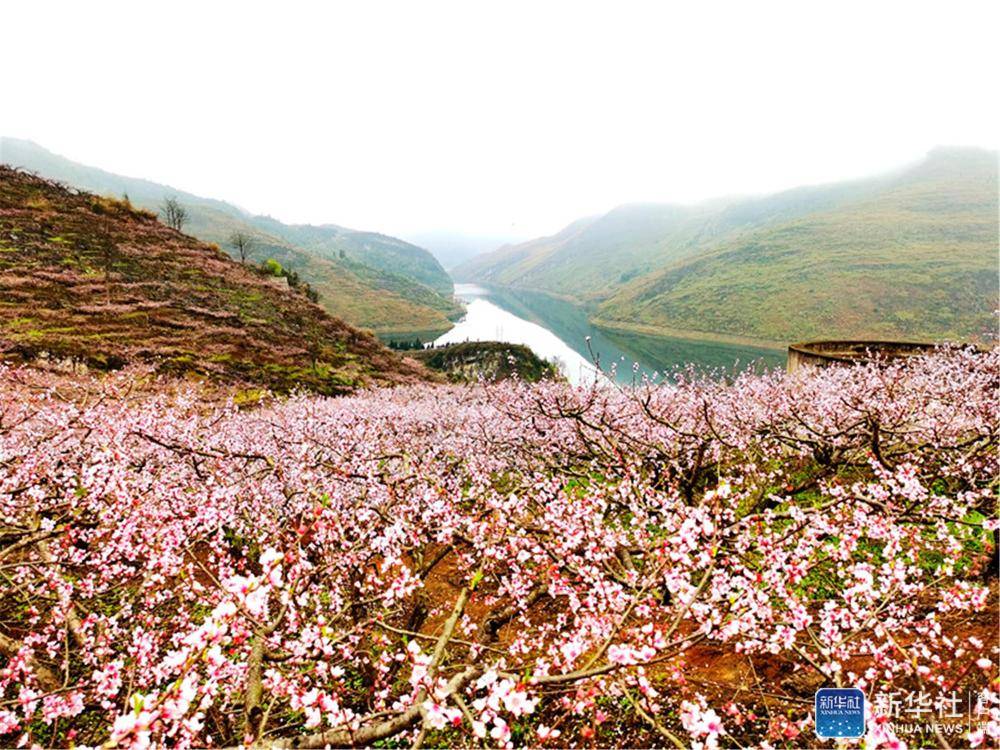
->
[{"left": 433, "top": 284, "right": 786, "bottom": 385}]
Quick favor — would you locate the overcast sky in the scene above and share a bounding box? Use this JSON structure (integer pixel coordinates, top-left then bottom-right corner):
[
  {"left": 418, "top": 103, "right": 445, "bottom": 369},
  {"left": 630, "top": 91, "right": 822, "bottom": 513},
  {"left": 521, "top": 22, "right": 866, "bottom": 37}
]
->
[{"left": 2, "top": 0, "right": 998, "bottom": 240}]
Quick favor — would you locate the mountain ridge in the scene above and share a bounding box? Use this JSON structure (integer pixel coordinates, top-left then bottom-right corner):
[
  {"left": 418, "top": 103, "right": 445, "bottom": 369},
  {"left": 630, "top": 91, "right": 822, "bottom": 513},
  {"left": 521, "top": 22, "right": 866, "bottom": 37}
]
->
[
  {"left": 0, "top": 164, "right": 428, "bottom": 393},
  {"left": 456, "top": 147, "right": 998, "bottom": 344},
  {"left": 0, "top": 138, "right": 459, "bottom": 337}
]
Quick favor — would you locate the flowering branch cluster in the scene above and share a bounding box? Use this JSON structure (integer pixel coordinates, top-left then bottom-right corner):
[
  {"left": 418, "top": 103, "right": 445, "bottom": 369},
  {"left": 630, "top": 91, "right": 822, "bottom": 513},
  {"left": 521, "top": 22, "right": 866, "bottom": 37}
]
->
[{"left": 0, "top": 348, "right": 996, "bottom": 748}]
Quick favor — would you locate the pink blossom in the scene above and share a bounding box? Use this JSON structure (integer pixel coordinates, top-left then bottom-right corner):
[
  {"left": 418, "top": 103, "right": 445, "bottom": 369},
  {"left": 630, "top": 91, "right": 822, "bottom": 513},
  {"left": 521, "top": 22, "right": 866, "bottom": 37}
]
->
[
  {"left": 0, "top": 349, "right": 994, "bottom": 747},
  {"left": 490, "top": 716, "right": 511, "bottom": 743},
  {"left": 537, "top": 724, "right": 561, "bottom": 740}
]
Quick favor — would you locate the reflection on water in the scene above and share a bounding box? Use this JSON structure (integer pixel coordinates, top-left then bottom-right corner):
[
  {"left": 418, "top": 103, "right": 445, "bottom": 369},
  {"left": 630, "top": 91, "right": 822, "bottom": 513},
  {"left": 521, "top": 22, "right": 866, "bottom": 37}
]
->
[
  {"left": 434, "top": 284, "right": 786, "bottom": 385},
  {"left": 433, "top": 286, "right": 599, "bottom": 384}
]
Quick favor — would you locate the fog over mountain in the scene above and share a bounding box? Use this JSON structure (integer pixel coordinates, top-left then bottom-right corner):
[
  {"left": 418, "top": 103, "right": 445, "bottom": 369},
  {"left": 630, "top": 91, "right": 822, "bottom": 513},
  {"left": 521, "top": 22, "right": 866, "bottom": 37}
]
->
[
  {"left": 2, "top": 1, "right": 997, "bottom": 240},
  {"left": 456, "top": 147, "right": 998, "bottom": 345},
  {"left": 403, "top": 231, "right": 529, "bottom": 271}
]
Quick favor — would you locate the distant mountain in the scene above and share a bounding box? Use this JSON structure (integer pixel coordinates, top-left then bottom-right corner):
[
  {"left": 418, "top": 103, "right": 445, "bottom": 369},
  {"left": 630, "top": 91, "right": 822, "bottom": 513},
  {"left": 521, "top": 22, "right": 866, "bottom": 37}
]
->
[
  {"left": 0, "top": 166, "right": 428, "bottom": 393},
  {"left": 456, "top": 147, "right": 999, "bottom": 345},
  {"left": 253, "top": 219, "right": 454, "bottom": 297},
  {"left": 404, "top": 230, "right": 526, "bottom": 270},
  {"left": 0, "top": 138, "right": 459, "bottom": 337},
  {"left": 453, "top": 210, "right": 678, "bottom": 298}
]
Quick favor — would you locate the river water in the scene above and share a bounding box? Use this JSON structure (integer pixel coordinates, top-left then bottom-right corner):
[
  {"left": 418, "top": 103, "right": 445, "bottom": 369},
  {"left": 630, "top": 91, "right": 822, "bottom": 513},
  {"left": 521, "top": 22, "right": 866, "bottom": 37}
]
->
[{"left": 433, "top": 285, "right": 786, "bottom": 385}]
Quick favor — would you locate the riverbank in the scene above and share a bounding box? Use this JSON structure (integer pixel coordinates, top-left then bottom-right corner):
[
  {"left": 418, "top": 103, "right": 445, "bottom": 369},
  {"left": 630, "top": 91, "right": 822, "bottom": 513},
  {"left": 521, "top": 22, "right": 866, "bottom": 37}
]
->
[
  {"left": 589, "top": 317, "right": 787, "bottom": 351},
  {"left": 439, "top": 284, "right": 787, "bottom": 381},
  {"left": 375, "top": 325, "right": 455, "bottom": 346}
]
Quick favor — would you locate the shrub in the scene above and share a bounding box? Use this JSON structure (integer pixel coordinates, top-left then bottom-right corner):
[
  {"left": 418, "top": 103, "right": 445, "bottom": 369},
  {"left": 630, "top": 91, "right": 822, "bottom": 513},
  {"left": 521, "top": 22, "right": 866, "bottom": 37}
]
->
[{"left": 261, "top": 258, "right": 283, "bottom": 276}]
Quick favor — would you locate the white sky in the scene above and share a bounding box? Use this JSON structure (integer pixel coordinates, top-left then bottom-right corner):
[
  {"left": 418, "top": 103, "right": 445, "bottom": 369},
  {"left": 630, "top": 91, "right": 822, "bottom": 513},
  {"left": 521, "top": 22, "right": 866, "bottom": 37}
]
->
[{"left": 2, "top": 0, "right": 998, "bottom": 239}]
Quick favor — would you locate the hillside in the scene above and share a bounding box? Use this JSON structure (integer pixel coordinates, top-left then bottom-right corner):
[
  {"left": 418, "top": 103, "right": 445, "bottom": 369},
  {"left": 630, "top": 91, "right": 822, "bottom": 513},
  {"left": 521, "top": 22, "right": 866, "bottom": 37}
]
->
[
  {"left": 599, "top": 148, "right": 999, "bottom": 343},
  {"left": 0, "top": 138, "right": 459, "bottom": 337},
  {"left": 253, "top": 217, "right": 453, "bottom": 296},
  {"left": 0, "top": 165, "right": 427, "bottom": 393},
  {"left": 411, "top": 341, "right": 559, "bottom": 382},
  {"left": 457, "top": 147, "right": 999, "bottom": 344}
]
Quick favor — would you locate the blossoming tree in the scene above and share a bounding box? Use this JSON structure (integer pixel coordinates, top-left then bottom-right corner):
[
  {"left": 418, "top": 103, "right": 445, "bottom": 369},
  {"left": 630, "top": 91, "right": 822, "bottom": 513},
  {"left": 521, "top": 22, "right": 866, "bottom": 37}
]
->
[{"left": 0, "top": 348, "right": 996, "bottom": 748}]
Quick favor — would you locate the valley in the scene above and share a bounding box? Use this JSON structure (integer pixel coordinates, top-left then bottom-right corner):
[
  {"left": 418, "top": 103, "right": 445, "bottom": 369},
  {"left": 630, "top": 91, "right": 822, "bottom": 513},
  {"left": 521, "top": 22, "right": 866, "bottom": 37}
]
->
[
  {"left": 2, "top": 3, "right": 998, "bottom": 747},
  {"left": 456, "top": 147, "right": 998, "bottom": 347},
  {"left": 5, "top": 139, "right": 995, "bottom": 376},
  {"left": 435, "top": 284, "right": 785, "bottom": 384}
]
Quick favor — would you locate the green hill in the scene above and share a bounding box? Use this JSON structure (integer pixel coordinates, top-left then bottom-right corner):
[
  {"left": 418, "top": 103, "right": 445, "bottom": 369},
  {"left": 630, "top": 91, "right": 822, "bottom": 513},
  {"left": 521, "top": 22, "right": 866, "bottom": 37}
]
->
[
  {"left": 457, "top": 147, "right": 998, "bottom": 344},
  {"left": 0, "top": 138, "right": 459, "bottom": 337},
  {"left": 0, "top": 165, "right": 428, "bottom": 393},
  {"left": 252, "top": 217, "right": 453, "bottom": 296},
  {"left": 411, "top": 341, "right": 559, "bottom": 382}
]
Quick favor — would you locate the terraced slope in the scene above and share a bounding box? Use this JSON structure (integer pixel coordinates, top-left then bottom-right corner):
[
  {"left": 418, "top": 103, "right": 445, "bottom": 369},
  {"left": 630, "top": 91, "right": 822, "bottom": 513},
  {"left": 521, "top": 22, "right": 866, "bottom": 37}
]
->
[
  {"left": 0, "top": 166, "right": 427, "bottom": 394},
  {"left": 0, "top": 138, "right": 459, "bottom": 337}
]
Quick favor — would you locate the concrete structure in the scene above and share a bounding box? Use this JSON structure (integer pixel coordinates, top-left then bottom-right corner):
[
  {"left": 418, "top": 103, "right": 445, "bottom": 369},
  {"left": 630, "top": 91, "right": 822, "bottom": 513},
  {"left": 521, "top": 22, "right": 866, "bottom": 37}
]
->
[
  {"left": 786, "top": 341, "right": 941, "bottom": 372},
  {"left": 264, "top": 275, "right": 290, "bottom": 290}
]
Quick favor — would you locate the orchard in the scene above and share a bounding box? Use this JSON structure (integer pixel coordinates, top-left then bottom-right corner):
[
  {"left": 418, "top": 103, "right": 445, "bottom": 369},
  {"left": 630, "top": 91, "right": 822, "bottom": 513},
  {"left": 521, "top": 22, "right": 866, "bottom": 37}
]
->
[{"left": 0, "top": 348, "right": 997, "bottom": 748}]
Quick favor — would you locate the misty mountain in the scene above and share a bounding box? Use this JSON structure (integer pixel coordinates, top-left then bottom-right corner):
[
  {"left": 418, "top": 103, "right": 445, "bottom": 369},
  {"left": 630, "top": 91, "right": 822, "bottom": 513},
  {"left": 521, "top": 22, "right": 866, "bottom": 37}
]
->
[
  {"left": 455, "top": 147, "right": 998, "bottom": 344},
  {"left": 404, "top": 230, "right": 527, "bottom": 271}
]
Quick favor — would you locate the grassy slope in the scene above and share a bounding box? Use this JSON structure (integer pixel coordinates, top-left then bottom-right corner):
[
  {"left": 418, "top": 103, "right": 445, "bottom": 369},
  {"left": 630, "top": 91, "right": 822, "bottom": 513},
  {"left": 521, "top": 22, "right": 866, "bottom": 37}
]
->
[
  {"left": 453, "top": 215, "right": 599, "bottom": 291},
  {"left": 459, "top": 147, "right": 998, "bottom": 343},
  {"left": 0, "top": 138, "right": 459, "bottom": 336},
  {"left": 0, "top": 166, "right": 427, "bottom": 394},
  {"left": 598, "top": 148, "right": 998, "bottom": 343},
  {"left": 251, "top": 217, "right": 453, "bottom": 296},
  {"left": 182, "top": 204, "right": 460, "bottom": 336}
]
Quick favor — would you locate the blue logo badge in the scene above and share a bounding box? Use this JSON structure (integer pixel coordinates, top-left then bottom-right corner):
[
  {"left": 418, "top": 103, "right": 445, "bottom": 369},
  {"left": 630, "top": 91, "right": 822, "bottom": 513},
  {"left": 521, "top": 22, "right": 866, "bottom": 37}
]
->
[{"left": 815, "top": 687, "right": 865, "bottom": 739}]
